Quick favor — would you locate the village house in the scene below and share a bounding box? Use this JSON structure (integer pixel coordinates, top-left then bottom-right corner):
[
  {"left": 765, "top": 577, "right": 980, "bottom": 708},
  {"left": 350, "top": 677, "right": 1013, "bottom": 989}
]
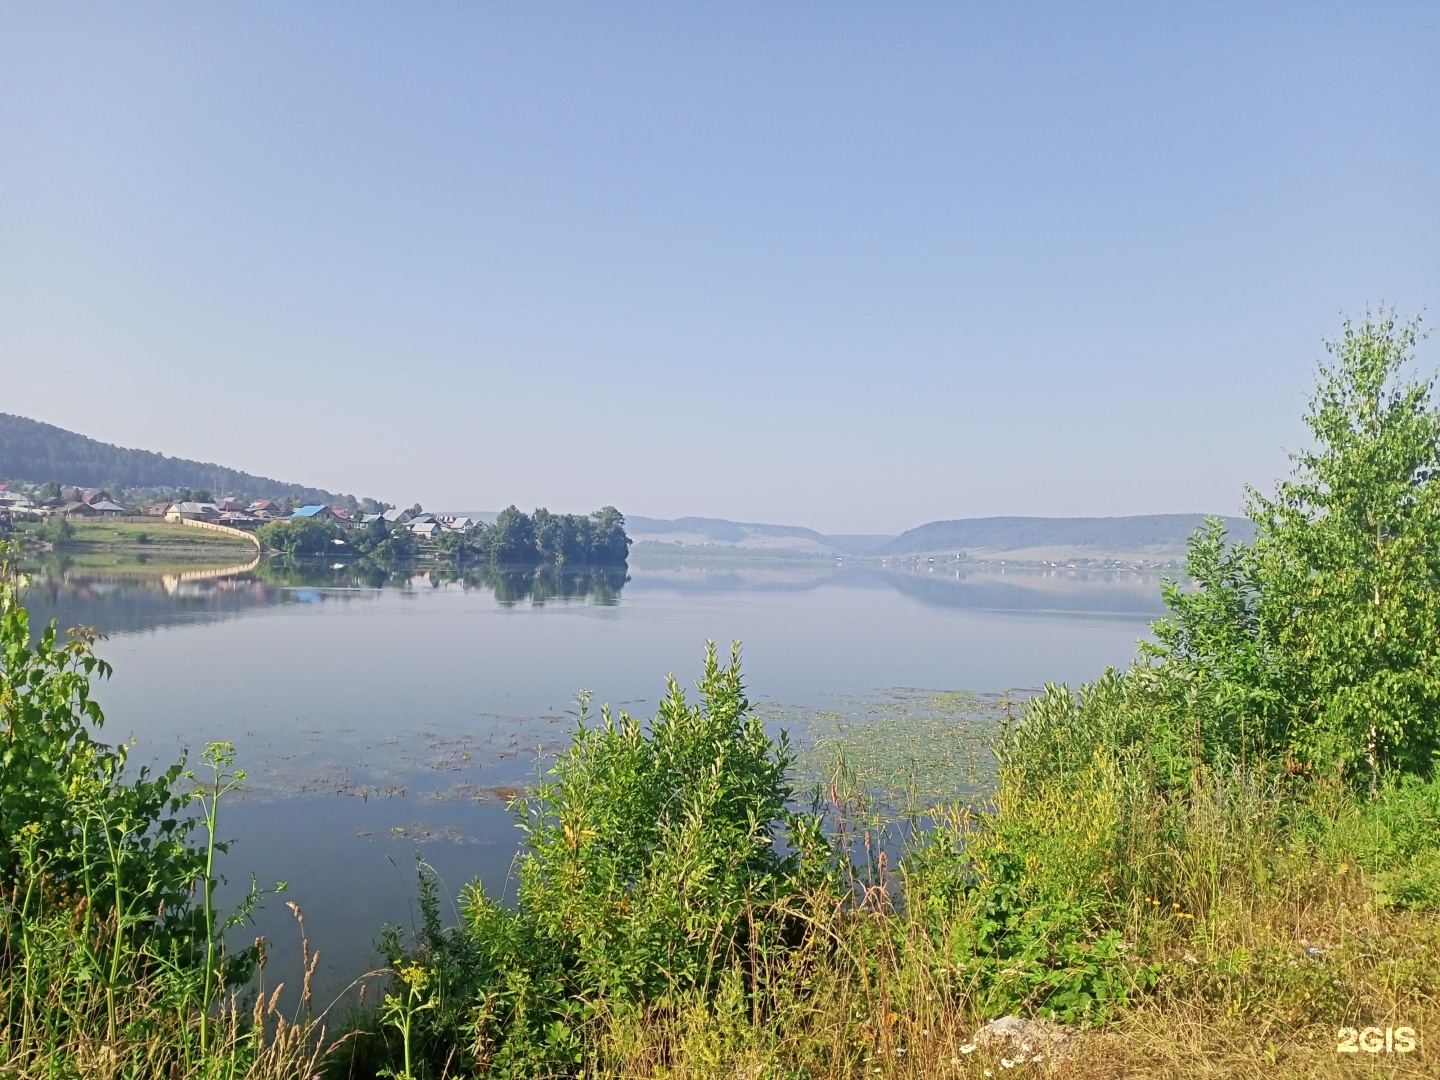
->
[
  {"left": 290, "top": 505, "right": 352, "bottom": 529},
  {"left": 216, "top": 510, "right": 260, "bottom": 529},
  {"left": 407, "top": 518, "right": 442, "bottom": 539},
  {"left": 382, "top": 507, "right": 415, "bottom": 525},
  {"left": 166, "top": 501, "right": 221, "bottom": 523}
]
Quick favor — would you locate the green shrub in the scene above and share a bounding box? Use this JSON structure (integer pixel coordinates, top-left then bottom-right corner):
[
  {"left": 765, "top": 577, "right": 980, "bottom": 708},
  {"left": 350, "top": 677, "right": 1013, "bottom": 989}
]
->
[
  {"left": 0, "top": 543, "right": 269, "bottom": 1068},
  {"left": 258, "top": 516, "right": 341, "bottom": 555},
  {"left": 1141, "top": 311, "right": 1440, "bottom": 783},
  {"left": 377, "top": 644, "right": 825, "bottom": 1076},
  {"left": 37, "top": 516, "right": 75, "bottom": 545},
  {"left": 0, "top": 547, "right": 201, "bottom": 955}
]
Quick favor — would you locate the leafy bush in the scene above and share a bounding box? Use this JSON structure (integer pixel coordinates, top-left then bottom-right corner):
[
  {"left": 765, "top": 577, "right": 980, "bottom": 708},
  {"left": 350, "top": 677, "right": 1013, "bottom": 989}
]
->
[
  {"left": 1145, "top": 311, "right": 1440, "bottom": 782},
  {"left": 0, "top": 547, "right": 200, "bottom": 951},
  {"left": 37, "top": 516, "right": 75, "bottom": 545},
  {"left": 377, "top": 644, "right": 822, "bottom": 1075},
  {"left": 258, "top": 516, "right": 342, "bottom": 555},
  {"left": 348, "top": 518, "right": 420, "bottom": 565},
  {"left": 0, "top": 544, "right": 279, "bottom": 1071}
]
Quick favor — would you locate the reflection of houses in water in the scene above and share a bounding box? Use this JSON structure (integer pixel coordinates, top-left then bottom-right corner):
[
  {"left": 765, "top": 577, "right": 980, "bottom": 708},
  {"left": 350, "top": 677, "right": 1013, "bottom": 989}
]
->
[{"left": 20, "top": 566, "right": 284, "bottom": 642}]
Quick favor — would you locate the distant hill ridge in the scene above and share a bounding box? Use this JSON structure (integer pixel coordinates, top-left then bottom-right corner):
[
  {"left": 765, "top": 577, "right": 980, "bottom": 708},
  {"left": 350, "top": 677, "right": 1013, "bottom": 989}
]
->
[
  {"left": 627, "top": 516, "right": 894, "bottom": 555},
  {"left": 628, "top": 515, "right": 827, "bottom": 544},
  {"left": 880, "top": 514, "right": 1255, "bottom": 556},
  {"left": 0, "top": 413, "right": 346, "bottom": 504}
]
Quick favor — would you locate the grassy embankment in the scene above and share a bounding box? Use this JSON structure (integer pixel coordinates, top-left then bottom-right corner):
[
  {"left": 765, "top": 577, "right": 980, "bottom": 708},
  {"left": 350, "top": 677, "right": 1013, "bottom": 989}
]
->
[{"left": 11, "top": 518, "right": 257, "bottom": 574}]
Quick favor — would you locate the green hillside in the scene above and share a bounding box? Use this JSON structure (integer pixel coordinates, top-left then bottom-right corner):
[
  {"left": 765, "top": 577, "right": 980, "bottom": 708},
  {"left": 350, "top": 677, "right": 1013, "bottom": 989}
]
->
[{"left": 0, "top": 413, "right": 344, "bottom": 503}]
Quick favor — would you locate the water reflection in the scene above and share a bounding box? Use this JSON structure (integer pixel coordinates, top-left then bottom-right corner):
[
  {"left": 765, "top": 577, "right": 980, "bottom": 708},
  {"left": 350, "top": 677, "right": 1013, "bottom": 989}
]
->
[
  {"left": 20, "top": 560, "right": 634, "bottom": 641},
  {"left": 20, "top": 556, "right": 1170, "bottom": 647},
  {"left": 251, "top": 557, "right": 631, "bottom": 605}
]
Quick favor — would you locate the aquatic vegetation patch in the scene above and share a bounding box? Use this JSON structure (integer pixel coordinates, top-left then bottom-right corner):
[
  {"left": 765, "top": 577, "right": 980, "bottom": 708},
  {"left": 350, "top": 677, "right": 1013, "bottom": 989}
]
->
[{"left": 772, "top": 688, "right": 1009, "bottom": 819}]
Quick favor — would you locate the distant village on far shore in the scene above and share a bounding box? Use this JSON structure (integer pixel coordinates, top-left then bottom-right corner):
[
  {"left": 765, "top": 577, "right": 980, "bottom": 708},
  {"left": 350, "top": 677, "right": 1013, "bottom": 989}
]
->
[{"left": 0, "top": 482, "right": 470, "bottom": 538}]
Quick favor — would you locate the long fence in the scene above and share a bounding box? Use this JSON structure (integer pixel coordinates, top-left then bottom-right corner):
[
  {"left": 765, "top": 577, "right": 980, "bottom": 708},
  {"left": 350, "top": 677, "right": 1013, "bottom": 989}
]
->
[{"left": 175, "top": 516, "right": 262, "bottom": 549}]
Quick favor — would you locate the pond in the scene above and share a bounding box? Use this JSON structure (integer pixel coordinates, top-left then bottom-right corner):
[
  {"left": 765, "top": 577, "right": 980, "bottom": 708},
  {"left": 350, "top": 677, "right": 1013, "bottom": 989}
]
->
[{"left": 22, "top": 554, "right": 1169, "bottom": 1004}]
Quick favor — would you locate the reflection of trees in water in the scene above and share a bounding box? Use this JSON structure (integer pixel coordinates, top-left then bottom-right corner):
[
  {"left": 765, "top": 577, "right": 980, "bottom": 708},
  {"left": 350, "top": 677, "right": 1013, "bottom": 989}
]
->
[
  {"left": 254, "top": 558, "right": 629, "bottom": 605},
  {"left": 478, "top": 565, "right": 628, "bottom": 606},
  {"left": 253, "top": 557, "right": 405, "bottom": 589},
  {"left": 19, "top": 560, "right": 629, "bottom": 640}
]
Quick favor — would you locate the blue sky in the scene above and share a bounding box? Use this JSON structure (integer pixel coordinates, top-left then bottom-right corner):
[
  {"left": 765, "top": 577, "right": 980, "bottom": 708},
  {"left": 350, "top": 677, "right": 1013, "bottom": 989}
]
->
[{"left": 1, "top": 4, "right": 1436, "bottom": 533}]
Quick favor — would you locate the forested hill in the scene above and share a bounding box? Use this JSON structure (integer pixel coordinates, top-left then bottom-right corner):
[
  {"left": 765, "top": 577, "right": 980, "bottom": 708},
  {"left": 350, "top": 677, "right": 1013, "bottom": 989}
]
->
[
  {"left": 0, "top": 413, "right": 344, "bottom": 503},
  {"left": 881, "top": 514, "right": 1255, "bottom": 556}
]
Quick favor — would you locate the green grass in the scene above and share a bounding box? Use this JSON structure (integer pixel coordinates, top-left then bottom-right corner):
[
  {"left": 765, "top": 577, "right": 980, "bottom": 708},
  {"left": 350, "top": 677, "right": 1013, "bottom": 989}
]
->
[{"left": 58, "top": 518, "right": 253, "bottom": 547}]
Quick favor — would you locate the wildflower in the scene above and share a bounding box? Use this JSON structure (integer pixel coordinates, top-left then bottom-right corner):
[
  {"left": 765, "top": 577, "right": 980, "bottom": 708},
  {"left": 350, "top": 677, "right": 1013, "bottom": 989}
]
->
[
  {"left": 1001, "top": 1059, "right": 1016, "bottom": 1069},
  {"left": 1031, "top": 1055, "right": 1043, "bottom": 1063},
  {"left": 1338, "top": 863, "right": 1349, "bottom": 874},
  {"left": 959, "top": 1043, "right": 976, "bottom": 1054}
]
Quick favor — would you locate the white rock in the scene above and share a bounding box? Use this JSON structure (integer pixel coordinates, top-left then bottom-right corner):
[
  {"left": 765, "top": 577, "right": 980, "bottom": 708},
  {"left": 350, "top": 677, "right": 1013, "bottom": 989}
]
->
[{"left": 972, "top": 1015, "right": 1074, "bottom": 1061}]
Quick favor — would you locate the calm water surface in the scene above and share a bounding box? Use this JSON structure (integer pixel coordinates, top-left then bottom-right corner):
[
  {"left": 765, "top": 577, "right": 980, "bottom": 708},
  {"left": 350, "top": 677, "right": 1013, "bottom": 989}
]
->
[{"left": 25, "top": 557, "right": 1167, "bottom": 999}]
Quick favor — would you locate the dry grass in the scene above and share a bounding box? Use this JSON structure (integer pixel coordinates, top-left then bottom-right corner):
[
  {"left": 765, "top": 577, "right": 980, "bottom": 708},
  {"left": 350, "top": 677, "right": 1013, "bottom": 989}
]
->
[
  {"left": 579, "top": 896, "right": 1439, "bottom": 1078},
  {"left": 0, "top": 982, "right": 334, "bottom": 1080},
  {"left": 568, "top": 792, "right": 1440, "bottom": 1080}
]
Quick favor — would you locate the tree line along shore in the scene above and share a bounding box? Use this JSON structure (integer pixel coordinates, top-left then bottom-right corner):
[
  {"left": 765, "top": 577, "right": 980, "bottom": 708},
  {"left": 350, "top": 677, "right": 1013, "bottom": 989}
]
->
[{"left": 2, "top": 501, "right": 633, "bottom": 570}]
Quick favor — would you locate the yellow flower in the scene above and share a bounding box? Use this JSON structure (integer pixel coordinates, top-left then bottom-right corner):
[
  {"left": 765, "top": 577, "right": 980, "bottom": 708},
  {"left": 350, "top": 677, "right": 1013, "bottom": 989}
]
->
[{"left": 397, "top": 963, "right": 431, "bottom": 993}]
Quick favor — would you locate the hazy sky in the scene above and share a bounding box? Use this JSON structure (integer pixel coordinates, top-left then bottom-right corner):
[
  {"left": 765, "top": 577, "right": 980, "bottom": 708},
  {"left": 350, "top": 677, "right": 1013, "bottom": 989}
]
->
[{"left": 1, "top": 4, "right": 1436, "bottom": 533}]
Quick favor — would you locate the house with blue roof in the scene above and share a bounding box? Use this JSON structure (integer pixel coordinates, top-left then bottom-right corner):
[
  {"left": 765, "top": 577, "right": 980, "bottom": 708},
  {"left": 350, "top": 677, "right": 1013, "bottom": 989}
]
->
[{"left": 290, "top": 505, "right": 351, "bottom": 529}]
